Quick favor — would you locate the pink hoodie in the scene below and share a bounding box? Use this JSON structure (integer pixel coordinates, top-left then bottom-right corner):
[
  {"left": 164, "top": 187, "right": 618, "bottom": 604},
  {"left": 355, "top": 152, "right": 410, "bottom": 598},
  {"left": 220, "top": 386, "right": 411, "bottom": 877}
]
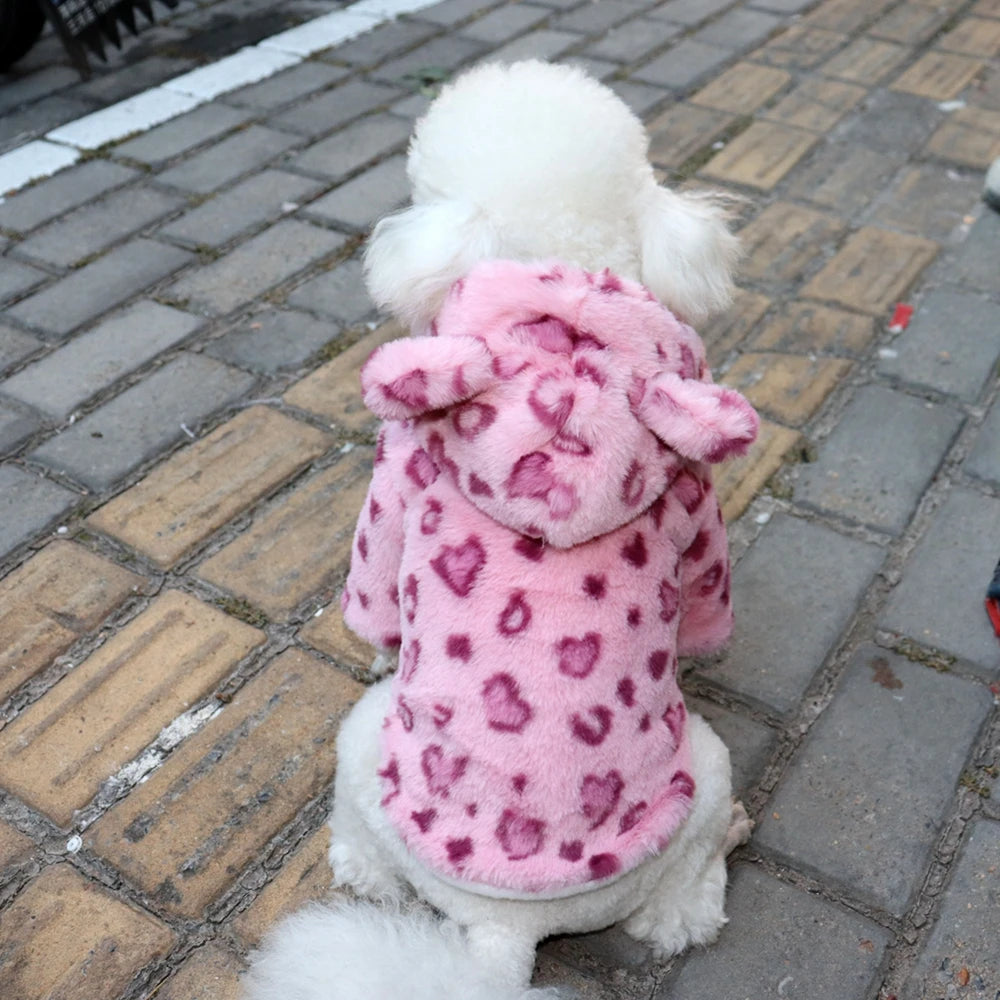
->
[{"left": 342, "top": 260, "right": 757, "bottom": 897}]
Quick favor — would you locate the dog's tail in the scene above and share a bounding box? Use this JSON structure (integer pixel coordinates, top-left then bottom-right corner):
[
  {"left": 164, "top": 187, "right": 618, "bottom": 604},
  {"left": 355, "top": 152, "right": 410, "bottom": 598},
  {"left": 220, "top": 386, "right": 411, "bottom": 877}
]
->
[{"left": 243, "top": 899, "right": 567, "bottom": 1000}]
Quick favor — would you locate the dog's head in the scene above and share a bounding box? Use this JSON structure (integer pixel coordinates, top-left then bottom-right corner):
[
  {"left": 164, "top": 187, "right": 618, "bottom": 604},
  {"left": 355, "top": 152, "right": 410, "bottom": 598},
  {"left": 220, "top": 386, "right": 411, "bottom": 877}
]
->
[{"left": 364, "top": 60, "right": 740, "bottom": 332}]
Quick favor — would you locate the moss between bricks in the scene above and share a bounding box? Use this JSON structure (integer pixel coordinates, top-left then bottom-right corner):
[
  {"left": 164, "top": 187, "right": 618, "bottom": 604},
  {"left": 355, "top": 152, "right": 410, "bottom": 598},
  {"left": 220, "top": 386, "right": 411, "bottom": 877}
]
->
[
  {"left": 214, "top": 596, "right": 269, "bottom": 629},
  {"left": 674, "top": 114, "right": 754, "bottom": 183},
  {"left": 894, "top": 636, "right": 955, "bottom": 673}
]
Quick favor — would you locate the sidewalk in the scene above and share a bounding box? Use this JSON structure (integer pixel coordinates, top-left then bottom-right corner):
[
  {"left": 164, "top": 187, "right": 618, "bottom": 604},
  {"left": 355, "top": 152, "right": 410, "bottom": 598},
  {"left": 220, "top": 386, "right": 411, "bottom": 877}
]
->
[{"left": 1, "top": 0, "right": 999, "bottom": 997}]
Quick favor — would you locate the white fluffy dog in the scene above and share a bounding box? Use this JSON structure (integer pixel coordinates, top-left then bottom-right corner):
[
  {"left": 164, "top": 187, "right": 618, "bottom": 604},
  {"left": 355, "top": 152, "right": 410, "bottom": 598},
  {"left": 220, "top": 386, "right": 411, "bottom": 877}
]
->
[{"left": 244, "top": 60, "right": 750, "bottom": 1000}]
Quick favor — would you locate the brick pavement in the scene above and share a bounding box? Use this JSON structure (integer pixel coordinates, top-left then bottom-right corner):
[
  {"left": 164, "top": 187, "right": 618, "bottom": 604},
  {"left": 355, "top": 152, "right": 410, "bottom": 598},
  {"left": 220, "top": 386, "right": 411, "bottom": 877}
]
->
[{"left": 1, "top": 0, "right": 999, "bottom": 997}]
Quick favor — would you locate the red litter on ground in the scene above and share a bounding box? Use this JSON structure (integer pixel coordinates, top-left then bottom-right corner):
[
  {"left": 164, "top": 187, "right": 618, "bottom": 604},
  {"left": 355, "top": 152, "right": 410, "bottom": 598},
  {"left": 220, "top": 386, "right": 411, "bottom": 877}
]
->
[
  {"left": 987, "top": 559, "right": 1000, "bottom": 640},
  {"left": 888, "top": 303, "right": 914, "bottom": 333}
]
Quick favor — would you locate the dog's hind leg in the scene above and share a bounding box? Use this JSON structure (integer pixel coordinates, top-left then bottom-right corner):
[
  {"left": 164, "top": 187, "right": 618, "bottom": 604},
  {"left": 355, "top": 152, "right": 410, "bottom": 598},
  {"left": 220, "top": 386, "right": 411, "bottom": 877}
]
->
[
  {"left": 328, "top": 680, "right": 407, "bottom": 902},
  {"left": 621, "top": 714, "right": 734, "bottom": 957}
]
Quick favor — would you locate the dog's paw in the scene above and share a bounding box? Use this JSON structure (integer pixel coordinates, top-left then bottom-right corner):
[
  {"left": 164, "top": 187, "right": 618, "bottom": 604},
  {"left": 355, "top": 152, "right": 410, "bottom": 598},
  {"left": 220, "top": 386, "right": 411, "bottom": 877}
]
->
[
  {"left": 329, "top": 840, "right": 404, "bottom": 903},
  {"left": 722, "top": 798, "right": 753, "bottom": 856}
]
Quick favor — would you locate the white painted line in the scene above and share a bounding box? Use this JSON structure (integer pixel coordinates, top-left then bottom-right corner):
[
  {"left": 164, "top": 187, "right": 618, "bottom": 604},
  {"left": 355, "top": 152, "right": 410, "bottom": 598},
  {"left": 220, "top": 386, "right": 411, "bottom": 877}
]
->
[
  {"left": 1, "top": 0, "right": 447, "bottom": 197},
  {"left": 257, "top": 9, "right": 382, "bottom": 57},
  {"left": 163, "top": 45, "right": 301, "bottom": 100},
  {"left": 46, "top": 86, "right": 201, "bottom": 149},
  {"left": 0, "top": 140, "right": 81, "bottom": 196}
]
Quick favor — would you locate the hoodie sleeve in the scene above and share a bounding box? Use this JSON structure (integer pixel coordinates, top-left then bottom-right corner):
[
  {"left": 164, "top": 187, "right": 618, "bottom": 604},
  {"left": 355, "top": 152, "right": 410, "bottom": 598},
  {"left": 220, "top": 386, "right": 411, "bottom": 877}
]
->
[
  {"left": 675, "top": 475, "right": 734, "bottom": 657},
  {"left": 341, "top": 424, "right": 406, "bottom": 650}
]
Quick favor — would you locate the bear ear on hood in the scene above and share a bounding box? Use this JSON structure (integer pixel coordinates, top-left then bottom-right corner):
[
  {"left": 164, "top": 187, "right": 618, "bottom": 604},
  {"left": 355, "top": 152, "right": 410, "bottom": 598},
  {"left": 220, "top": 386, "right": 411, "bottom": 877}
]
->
[
  {"left": 637, "top": 371, "right": 759, "bottom": 464},
  {"left": 361, "top": 335, "right": 495, "bottom": 420}
]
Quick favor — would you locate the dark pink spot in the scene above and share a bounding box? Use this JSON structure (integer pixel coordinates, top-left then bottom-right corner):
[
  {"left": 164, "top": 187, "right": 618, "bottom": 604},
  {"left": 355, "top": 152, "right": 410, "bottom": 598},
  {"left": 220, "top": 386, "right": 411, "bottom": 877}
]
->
[
  {"left": 446, "top": 634, "right": 472, "bottom": 661},
  {"left": 483, "top": 673, "right": 533, "bottom": 733},
  {"left": 679, "top": 343, "right": 697, "bottom": 380},
  {"left": 369, "top": 496, "right": 382, "bottom": 522},
  {"left": 638, "top": 714, "right": 651, "bottom": 732},
  {"left": 559, "top": 840, "right": 583, "bottom": 862},
  {"left": 621, "top": 461, "right": 645, "bottom": 507},
  {"left": 551, "top": 431, "right": 591, "bottom": 455},
  {"left": 493, "top": 353, "right": 531, "bottom": 380},
  {"left": 400, "top": 639, "right": 421, "bottom": 682},
  {"left": 659, "top": 580, "right": 680, "bottom": 622},
  {"left": 420, "top": 498, "right": 443, "bottom": 535},
  {"left": 381, "top": 632, "right": 401, "bottom": 648},
  {"left": 378, "top": 756, "right": 400, "bottom": 805},
  {"left": 582, "top": 574, "right": 606, "bottom": 599},
  {"left": 618, "top": 801, "right": 648, "bottom": 835},
  {"left": 466, "top": 803, "right": 478, "bottom": 817},
  {"left": 468, "top": 472, "right": 494, "bottom": 497},
  {"left": 698, "top": 560, "right": 725, "bottom": 596},
  {"left": 539, "top": 266, "right": 564, "bottom": 284},
  {"left": 588, "top": 853, "right": 620, "bottom": 880},
  {"left": 684, "top": 529, "right": 709, "bottom": 562},
  {"left": 388, "top": 584, "right": 399, "bottom": 607},
  {"left": 512, "top": 773, "right": 527, "bottom": 794},
  {"left": 357, "top": 590, "right": 369, "bottom": 610},
  {"left": 446, "top": 837, "right": 473, "bottom": 864},
  {"left": 397, "top": 696, "right": 414, "bottom": 732},
  {"left": 647, "top": 649, "right": 670, "bottom": 682},
  {"left": 556, "top": 632, "right": 602, "bottom": 679},
  {"left": 598, "top": 268, "right": 623, "bottom": 294},
  {"left": 374, "top": 430, "right": 386, "bottom": 464},
  {"left": 426, "top": 432, "right": 459, "bottom": 482},
  {"left": 411, "top": 808, "right": 437, "bottom": 833},
  {"left": 496, "top": 809, "right": 546, "bottom": 860},
  {"left": 452, "top": 401, "right": 497, "bottom": 440},
  {"left": 628, "top": 374, "right": 647, "bottom": 414},
  {"left": 663, "top": 701, "right": 686, "bottom": 745},
  {"left": 430, "top": 536, "right": 487, "bottom": 597},
  {"left": 498, "top": 590, "right": 533, "bottom": 636},
  {"left": 580, "top": 770, "right": 624, "bottom": 829},
  {"left": 528, "top": 373, "right": 575, "bottom": 430},
  {"left": 571, "top": 705, "right": 613, "bottom": 746},
  {"left": 506, "top": 451, "right": 554, "bottom": 501},
  {"left": 432, "top": 703, "right": 453, "bottom": 729},
  {"left": 402, "top": 574, "right": 418, "bottom": 624},
  {"left": 670, "top": 770, "right": 695, "bottom": 799},
  {"left": 621, "top": 531, "right": 648, "bottom": 568},
  {"left": 616, "top": 677, "right": 636, "bottom": 707},
  {"left": 517, "top": 314, "right": 576, "bottom": 354},
  {"left": 627, "top": 606, "right": 642, "bottom": 628},
  {"left": 357, "top": 531, "right": 368, "bottom": 561},
  {"left": 514, "top": 536, "right": 545, "bottom": 561},
  {"left": 421, "top": 745, "right": 469, "bottom": 798},
  {"left": 648, "top": 494, "right": 667, "bottom": 531},
  {"left": 573, "top": 357, "right": 606, "bottom": 386},
  {"left": 405, "top": 448, "right": 439, "bottom": 489},
  {"left": 384, "top": 369, "right": 428, "bottom": 410},
  {"left": 674, "top": 472, "right": 704, "bottom": 514}
]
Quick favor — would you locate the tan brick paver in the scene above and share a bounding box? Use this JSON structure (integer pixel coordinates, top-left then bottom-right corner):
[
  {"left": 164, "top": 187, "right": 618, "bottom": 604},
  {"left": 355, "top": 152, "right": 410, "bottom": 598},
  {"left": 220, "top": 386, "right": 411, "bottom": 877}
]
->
[
  {"left": 700, "top": 289, "right": 773, "bottom": 365},
  {"left": 0, "top": 542, "right": 145, "bottom": 702},
  {"left": 86, "top": 649, "right": 362, "bottom": 917},
  {"left": 300, "top": 601, "right": 377, "bottom": 672},
  {"left": 802, "top": 227, "right": 939, "bottom": 315},
  {"left": 646, "top": 104, "right": 738, "bottom": 170},
  {"left": 702, "top": 122, "right": 819, "bottom": 191},
  {"left": 803, "top": 0, "right": 895, "bottom": 33},
  {"left": 233, "top": 825, "right": 336, "bottom": 946},
  {"left": 891, "top": 51, "right": 985, "bottom": 99},
  {"left": 925, "top": 107, "right": 1000, "bottom": 168},
  {"left": 88, "top": 406, "right": 333, "bottom": 568},
  {"left": 0, "top": 864, "right": 175, "bottom": 1000},
  {"left": 150, "top": 943, "right": 245, "bottom": 1000},
  {"left": 723, "top": 353, "right": 854, "bottom": 426},
  {"left": 868, "top": 4, "right": 950, "bottom": 45},
  {"left": 715, "top": 420, "right": 804, "bottom": 522},
  {"left": 197, "top": 447, "right": 373, "bottom": 620},
  {"left": 284, "top": 322, "right": 403, "bottom": 432},
  {"left": 0, "top": 590, "right": 265, "bottom": 826},
  {"left": 820, "top": 37, "right": 911, "bottom": 84},
  {"left": 0, "top": 820, "right": 34, "bottom": 868},
  {"left": 937, "top": 16, "right": 1000, "bottom": 57},
  {"left": 737, "top": 202, "right": 846, "bottom": 285},
  {"left": 749, "top": 301, "right": 878, "bottom": 356},
  {"left": 756, "top": 25, "right": 848, "bottom": 69},
  {"left": 761, "top": 77, "right": 867, "bottom": 131},
  {"left": 690, "top": 63, "right": 792, "bottom": 115}
]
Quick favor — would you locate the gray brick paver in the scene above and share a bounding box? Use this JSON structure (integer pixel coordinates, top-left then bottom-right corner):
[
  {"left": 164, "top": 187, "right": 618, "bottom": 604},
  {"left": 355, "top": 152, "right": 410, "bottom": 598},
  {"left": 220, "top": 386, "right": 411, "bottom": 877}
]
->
[
  {"left": 966, "top": 395, "right": 1000, "bottom": 487},
  {"left": 269, "top": 78, "right": 405, "bottom": 138},
  {"left": 304, "top": 154, "right": 409, "bottom": 230},
  {"left": 28, "top": 353, "right": 256, "bottom": 492},
  {"left": 112, "top": 103, "right": 256, "bottom": 165},
  {"left": 0, "top": 259, "right": 48, "bottom": 305},
  {"left": 0, "top": 464, "right": 78, "bottom": 559},
  {"left": 6, "top": 239, "right": 194, "bottom": 339},
  {"left": 459, "top": 3, "right": 551, "bottom": 43},
  {"left": 286, "top": 258, "right": 375, "bottom": 324},
  {"left": 632, "top": 39, "right": 733, "bottom": 89},
  {"left": 222, "top": 61, "right": 350, "bottom": 111},
  {"left": 0, "top": 398, "right": 42, "bottom": 455},
  {"left": 755, "top": 645, "right": 994, "bottom": 916},
  {"left": 290, "top": 113, "right": 412, "bottom": 182},
  {"left": 0, "top": 324, "right": 42, "bottom": 374},
  {"left": 204, "top": 307, "right": 340, "bottom": 373}
]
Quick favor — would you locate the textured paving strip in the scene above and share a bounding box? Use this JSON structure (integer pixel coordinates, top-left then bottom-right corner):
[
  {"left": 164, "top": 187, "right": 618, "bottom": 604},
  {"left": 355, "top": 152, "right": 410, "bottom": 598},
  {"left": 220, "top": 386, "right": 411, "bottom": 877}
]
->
[
  {"left": 0, "top": 821, "right": 35, "bottom": 868},
  {"left": 0, "top": 590, "right": 265, "bottom": 827},
  {"left": 147, "top": 942, "right": 245, "bottom": 1000},
  {"left": 0, "top": 542, "right": 144, "bottom": 702},
  {"left": 85, "top": 649, "right": 362, "bottom": 917},
  {"left": 701, "top": 121, "right": 820, "bottom": 190},
  {"left": 88, "top": 406, "right": 333, "bottom": 568},
  {"left": 196, "top": 446, "right": 373, "bottom": 620},
  {"left": 748, "top": 301, "right": 876, "bottom": 356},
  {"left": 0, "top": 864, "right": 175, "bottom": 1000},
  {"left": 300, "top": 602, "right": 377, "bottom": 672}
]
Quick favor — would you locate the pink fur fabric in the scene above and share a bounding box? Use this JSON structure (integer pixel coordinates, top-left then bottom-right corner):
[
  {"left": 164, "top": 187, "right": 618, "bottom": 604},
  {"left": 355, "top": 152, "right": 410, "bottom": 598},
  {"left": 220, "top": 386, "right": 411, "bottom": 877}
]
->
[{"left": 342, "top": 260, "right": 757, "bottom": 896}]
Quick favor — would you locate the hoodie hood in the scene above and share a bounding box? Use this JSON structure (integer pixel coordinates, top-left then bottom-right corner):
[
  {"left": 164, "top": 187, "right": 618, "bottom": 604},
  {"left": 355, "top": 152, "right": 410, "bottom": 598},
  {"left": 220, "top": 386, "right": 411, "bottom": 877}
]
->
[{"left": 361, "top": 260, "right": 757, "bottom": 548}]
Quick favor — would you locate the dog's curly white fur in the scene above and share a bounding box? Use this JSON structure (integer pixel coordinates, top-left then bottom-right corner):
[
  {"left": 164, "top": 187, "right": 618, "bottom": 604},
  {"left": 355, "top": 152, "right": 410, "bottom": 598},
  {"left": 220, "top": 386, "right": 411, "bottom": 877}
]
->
[{"left": 244, "top": 59, "right": 749, "bottom": 1000}]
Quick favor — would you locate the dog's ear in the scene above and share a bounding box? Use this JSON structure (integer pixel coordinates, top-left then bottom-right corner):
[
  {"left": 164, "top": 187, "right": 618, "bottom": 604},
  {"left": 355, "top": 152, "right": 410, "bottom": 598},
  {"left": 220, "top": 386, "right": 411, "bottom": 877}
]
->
[
  {"left": 364, "top": 202, "right": 497, "bottom": 329},
  {"left": 637, "top": 186, "right": 741, "bottom": 325},
  {"left": 361, "top": 335, "right": 495, "bottom": 420},
  {"left": 637, "top": 371, "right": 758, "bottom": 464}
]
